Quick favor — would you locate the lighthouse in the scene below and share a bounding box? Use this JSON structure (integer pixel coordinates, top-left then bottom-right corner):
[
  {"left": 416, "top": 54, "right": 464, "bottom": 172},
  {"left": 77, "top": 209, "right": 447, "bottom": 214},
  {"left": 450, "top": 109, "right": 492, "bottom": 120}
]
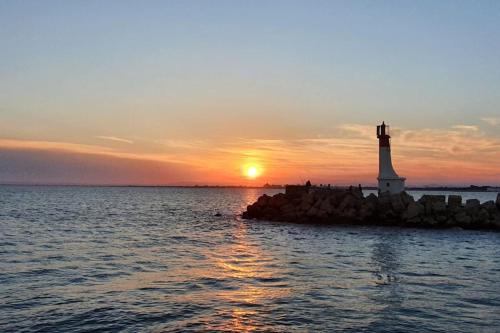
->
[{"left": 377, "top": 122, "right": 405, "bottom": 194}]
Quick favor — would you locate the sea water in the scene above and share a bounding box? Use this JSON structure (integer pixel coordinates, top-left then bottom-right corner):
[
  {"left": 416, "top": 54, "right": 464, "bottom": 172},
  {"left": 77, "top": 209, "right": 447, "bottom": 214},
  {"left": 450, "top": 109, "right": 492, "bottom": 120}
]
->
[{"left": 1, "top": 186, "right": 499, "bottom": 332}]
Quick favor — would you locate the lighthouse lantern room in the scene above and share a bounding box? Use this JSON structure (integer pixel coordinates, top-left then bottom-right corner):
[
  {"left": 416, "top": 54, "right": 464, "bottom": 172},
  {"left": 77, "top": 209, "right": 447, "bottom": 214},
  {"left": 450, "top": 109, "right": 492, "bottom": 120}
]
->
[{"left": 377, "top": 122, "right": 405, "bottom": 194}]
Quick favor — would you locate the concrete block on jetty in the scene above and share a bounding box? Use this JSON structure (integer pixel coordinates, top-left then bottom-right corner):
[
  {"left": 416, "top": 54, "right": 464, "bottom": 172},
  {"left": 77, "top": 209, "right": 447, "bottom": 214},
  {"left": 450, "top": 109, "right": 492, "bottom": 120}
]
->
[{"left": 242, "top": 185, "right": 500, "bottom": 230}]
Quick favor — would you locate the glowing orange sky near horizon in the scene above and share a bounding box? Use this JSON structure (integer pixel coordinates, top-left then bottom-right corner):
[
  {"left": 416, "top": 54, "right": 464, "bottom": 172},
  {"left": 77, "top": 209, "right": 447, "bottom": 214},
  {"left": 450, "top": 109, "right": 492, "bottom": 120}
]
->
[{"left": 1, "top": 123, "right": 499, "bottom": 186}]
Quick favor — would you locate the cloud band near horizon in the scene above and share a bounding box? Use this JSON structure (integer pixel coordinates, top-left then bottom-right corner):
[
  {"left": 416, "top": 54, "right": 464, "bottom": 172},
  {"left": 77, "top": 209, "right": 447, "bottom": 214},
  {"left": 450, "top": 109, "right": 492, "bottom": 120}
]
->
[{"left": 1, "top": 123, "right": 499, "bottom": 186}]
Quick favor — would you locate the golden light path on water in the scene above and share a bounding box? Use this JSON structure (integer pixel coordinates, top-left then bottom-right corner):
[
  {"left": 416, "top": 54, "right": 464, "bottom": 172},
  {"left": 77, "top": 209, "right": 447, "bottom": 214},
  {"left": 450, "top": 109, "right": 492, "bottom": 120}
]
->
[
  {"left": 65, "top": 190, "right": 291, "bottom": 331},
  {"left": 59, "top": 189, "right": 396, "bottom": 331},
  {"left": 78, "top": 224, "right": 291, "bottom": 331},
  {"left": 28, "top": 187, "right": 500, "bottom": 332},
  {"left": 203, "top": 222, "right": 292, "bottom": 332}
]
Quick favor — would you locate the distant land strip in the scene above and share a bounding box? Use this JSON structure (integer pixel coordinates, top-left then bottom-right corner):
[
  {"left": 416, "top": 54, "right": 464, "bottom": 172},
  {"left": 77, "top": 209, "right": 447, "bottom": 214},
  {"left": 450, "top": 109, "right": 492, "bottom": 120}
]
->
[{"left": 0, "top": 183, "right": 499, "bottom": 192}]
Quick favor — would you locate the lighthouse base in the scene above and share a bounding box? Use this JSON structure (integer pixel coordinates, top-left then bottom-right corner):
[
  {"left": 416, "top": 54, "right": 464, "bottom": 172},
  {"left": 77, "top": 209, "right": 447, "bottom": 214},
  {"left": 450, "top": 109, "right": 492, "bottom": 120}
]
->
[{"left": 378, "top": 177, "right": 406, "bottom": 195}]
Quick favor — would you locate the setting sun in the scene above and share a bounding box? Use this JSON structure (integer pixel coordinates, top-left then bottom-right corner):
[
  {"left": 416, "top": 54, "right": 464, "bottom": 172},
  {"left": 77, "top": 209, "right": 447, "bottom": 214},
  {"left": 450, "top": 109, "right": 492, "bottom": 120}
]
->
[{"left": 244, "top": 165, "right": 260, "bottom": 179}]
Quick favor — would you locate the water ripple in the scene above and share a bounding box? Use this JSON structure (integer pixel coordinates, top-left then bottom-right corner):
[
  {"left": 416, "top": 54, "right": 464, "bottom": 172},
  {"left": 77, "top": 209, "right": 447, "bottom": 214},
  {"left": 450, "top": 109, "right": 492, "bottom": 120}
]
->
[{"left": 0, "top": 186, "right": 499, "bottom": 332}]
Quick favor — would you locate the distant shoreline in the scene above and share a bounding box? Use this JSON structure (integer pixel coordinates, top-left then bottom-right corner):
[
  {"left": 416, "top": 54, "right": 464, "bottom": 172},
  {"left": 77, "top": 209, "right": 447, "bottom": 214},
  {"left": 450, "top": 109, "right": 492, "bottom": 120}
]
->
[{"left": 0, "top": 183, "right": 499, "bottom": 192}]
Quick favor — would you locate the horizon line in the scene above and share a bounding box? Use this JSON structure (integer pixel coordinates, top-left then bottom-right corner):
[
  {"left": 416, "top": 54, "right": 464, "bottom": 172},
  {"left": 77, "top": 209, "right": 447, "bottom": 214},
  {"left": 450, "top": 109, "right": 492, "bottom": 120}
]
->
[{"left": 1, "top": 182, "right": 499, "bottom": 189}]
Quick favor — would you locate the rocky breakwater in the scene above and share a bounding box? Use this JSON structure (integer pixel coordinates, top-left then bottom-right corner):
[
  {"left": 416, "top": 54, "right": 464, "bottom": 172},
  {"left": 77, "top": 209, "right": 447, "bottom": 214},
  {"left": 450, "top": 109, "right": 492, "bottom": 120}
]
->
[{"left": 242, "top": 185, "right": 500, "bottom": 230}]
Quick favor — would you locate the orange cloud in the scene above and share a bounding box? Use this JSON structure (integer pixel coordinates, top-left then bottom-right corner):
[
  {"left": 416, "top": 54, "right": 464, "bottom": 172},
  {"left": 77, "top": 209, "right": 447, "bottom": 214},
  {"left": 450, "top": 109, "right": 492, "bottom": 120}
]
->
[
  {"left": 96, "top": 136, "right": 134, "bottom": 144},
  {"left": 0, "top": 148, "right": 201, "bottom": 185},
  {"left": 0, "top": 123, "right": 499, "bottom": 186}
]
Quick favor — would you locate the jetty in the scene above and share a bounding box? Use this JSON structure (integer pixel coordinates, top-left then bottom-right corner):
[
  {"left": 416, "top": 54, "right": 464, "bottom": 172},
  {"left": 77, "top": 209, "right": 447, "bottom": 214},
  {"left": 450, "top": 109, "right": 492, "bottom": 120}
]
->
[
  {"left": 242, "top": 185, "right": 500, "bottom": 229},
  {"left": 242, "top": 122, "right": 500, "bottom": 230}
]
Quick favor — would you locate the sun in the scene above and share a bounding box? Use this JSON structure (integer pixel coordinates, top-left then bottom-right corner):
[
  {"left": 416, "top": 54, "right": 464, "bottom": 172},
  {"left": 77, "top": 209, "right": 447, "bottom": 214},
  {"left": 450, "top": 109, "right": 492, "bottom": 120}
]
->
[
  {"left": 244, "top": 165, "right": 261, "bottom": 179},
  {"left": 247, "top": 166, "right": 258, "bottom": 178}
]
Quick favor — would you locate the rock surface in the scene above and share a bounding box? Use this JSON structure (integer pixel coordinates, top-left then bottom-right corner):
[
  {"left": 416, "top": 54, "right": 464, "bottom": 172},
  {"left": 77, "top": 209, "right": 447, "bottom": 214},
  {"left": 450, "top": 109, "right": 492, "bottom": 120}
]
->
[{"left": 242, "top": 185, "right": 500, "bottom": 230}]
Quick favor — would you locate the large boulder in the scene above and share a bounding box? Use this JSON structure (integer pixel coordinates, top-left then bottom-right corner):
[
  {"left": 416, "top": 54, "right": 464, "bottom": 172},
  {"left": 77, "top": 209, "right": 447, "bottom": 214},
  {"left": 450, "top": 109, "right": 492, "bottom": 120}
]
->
[
  {"left": 256, "top": 194, "right": 271, "bottom": 207},
  {"left": 285, "top": 185, "right": 309, "bottom": 197},
  {"left": 359, "top": 204, "right": 375, "bottom": 220},
  {"left": 379, "top": 209, "right": 400, "bottom": 224},
  {"left": 443, "top": 215, "right": 458, "bottom": 227},
  {"left": 270, "top": 193, "right": 288, "bottom": 209},
  {"left": 465, "top": 198, "right": 480, "bottom": 207},
  {"left": 303, "top": 191, "right": 317, "bottom": 203},
  {"left": 419, "top": 195, "right": 445, "bottom": 215},
  {"left": 475, "top": 208, "right": 490, "bottom": 226},
  {"left": 436, "top": 215, "right": 448, "bottom": 223},
  {"left": 481, "top": 201, "right": 497, "bottom": 214},
  {"left": 280, "top": 203, "right": 296, "bottom": 215},
  {"left": 366, "top": 193, "right": 379, "bottom": 205},
  {"left": 496, "top": 193, "right": 500, "bottom": 209},
  {"left": 432, "top": 201, "right": 447, "bottom": 214},
  {"left": 419, "top": 195, "right": 446, "bottom": 205},
  {"left": 319, "top": 198, "right": 335, "bottom": 215},
  {"left": 422, "top": 216, "right": 438, "bottom": 227},
  {"left": 262, "top": 205, "right": 280, "bottom": 219},
  {"left": 351, "top": 188, "right": 364, "bottom": 200},
  {"left": 492, "top": 211, "right": 500, "bottom": 228},
  {"left": 403, "top": 201, "right": 424, "bottom": 220},
  {"left": 298, "top": 192, "right": 315, "bottom": 212},
  {"left": 390, "top": 194, "right": 406, "bottom": 213},
  {"left": 454, "top": 211, "right": 472, "bottom": 226},
  {"left": 243, "top": 203, "right": 260, "bottom": 219},
  {"left": 315, "top": 206, "right": 329, "bottom": 219},
  {"left": 338, "top": 194, "right": 357, "bottom": 212},
  {"left": 406, "top": 216, "right": 422, "bottom": 226},
  {"left": 400, "top": 192, "right": 415, "bottom": 206},
  {"left": 465, "top": 199, "right": 480, "bottom": 215},
  {"left": 448, "top": 195, "right": 462, "bottom": 210},
  {"left": 306, "top": 205, "right": 320, "bottom": 218},
  {"left": 328, "top": 194, "right": 339, "bottom": 207},
  {"left": 311, "top": 197, "right": 324, "bottom": 210},
  {"left": 343, "top": 208, "right": 359, "bottom": 221}
]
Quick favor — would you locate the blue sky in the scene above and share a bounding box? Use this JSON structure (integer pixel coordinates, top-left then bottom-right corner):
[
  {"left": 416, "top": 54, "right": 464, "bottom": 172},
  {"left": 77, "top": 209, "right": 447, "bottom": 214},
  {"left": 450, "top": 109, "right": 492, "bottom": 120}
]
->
[{"left": 1, "top": 1, "right": 499, "bottom": 185}]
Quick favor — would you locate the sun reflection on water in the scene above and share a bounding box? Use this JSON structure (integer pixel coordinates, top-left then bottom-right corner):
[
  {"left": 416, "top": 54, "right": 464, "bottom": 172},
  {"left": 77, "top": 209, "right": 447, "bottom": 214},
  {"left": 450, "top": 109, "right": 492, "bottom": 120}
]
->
[{"left": 202, "top": 221, "right": 291, "bottom": 332}]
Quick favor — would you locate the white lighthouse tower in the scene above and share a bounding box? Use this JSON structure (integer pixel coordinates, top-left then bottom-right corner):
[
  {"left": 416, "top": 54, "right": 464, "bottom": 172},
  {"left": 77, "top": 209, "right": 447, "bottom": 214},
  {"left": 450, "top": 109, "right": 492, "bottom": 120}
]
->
[{"left": 377, "top": 122, "right": 405, "bottom": 194}]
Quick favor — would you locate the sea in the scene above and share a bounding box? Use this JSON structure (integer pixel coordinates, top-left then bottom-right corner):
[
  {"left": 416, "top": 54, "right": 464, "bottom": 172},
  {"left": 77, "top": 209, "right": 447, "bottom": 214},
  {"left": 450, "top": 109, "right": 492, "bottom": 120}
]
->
[{"left": 1, "top": 186, "right": 499, "bottom": 332}]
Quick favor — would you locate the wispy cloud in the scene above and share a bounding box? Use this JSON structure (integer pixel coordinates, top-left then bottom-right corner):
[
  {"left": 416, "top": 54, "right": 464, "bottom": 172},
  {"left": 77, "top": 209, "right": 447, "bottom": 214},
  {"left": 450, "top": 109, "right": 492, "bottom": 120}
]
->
[
  {"left": 156, "top": 139, "right": 207, "bottom": 150},
  {"left": 1, "top": 121, "right": 500, "bottom": 185},
  {"left": 0, "top": 148, "right": 198, "bottom": 186},
  {"left": 452, "top": 125, "right": 479, "bottom": 131},
  {"left": 0, "top": 139, "right": 184, "bottom": 164},
  {"left": 202, "top": 123, "right": 500, "bottom": 184},
  {"left": 0, "top": 139, "right": 115, "bottom": 155},
  {"left": 481, "top": 117, "right": 500, "bottom": 127},
  {"left": 96, "top": 136, "right": 134, "bottom": 144}
]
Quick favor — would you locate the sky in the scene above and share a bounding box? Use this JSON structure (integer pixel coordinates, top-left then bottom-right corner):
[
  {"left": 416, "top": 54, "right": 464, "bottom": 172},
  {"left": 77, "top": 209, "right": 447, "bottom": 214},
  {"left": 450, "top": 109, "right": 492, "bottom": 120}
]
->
[{"left": 1, "top": 0, "right": 499, "bottom": 186}]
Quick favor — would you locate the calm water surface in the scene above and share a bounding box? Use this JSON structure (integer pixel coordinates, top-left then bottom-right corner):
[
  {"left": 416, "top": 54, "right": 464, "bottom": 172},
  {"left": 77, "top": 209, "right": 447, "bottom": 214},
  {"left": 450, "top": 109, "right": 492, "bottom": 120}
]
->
[{"left": 1, "top": 186, "right": 499, "bottom": 332}]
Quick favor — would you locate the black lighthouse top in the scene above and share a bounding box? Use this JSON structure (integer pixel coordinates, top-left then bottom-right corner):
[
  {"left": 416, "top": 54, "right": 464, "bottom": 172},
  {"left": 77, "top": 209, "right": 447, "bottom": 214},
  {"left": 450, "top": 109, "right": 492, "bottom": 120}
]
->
[{"left": 377, "top": 122, "right": 391, "bottom": 147}]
